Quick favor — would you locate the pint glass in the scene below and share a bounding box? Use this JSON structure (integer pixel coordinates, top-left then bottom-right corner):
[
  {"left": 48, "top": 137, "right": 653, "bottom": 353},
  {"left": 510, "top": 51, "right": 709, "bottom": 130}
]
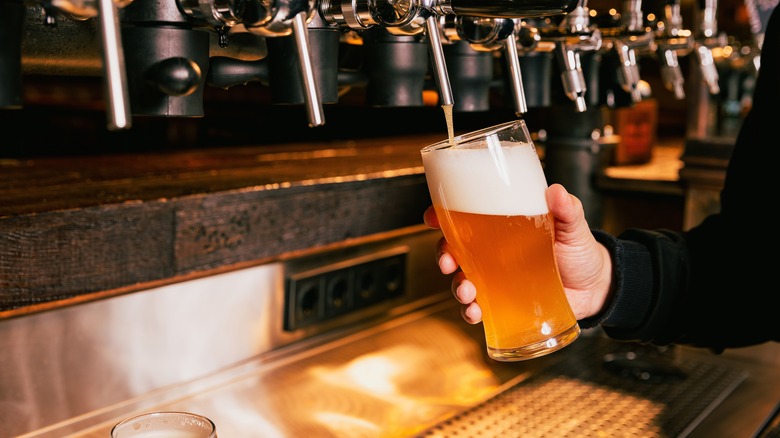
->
[
  {"left": 421, "top": 120, "right": 580, "bottom": 361},
  {"left": 110, "top": 411, "right": 217, "bottom": 438}
]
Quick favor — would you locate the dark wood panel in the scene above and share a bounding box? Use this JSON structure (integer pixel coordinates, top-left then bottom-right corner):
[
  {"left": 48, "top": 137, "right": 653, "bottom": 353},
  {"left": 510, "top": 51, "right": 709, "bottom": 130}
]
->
[
  {"left": 173, "top": 176, "right": 431, "bottom": 273},
  {"left": 0, "top": 204, "right": 174, "bottom": 308},
  {"left": 0, "top": 135, "right": 439, "bottom": 316}
]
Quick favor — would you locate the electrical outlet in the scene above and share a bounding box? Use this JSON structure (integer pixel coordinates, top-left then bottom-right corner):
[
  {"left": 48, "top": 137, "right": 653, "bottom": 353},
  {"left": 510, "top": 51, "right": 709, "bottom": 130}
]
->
[
  {"left": 323, "top": 268, "right": 353, "bottom": 318},
  {"left": 284, "top": 248, "right": 408, "bottom": 332},
  {"left": 354, "top": 253, "right": 406, "bottom": 308},
  {"left": 285, "top": 275, "right": 324, "bottom": 331}
]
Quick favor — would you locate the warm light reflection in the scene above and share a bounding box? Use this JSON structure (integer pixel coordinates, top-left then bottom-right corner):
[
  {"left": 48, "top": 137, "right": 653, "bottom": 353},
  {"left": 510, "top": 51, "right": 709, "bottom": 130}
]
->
[
  {"left": 254, "top": 149, "right": 360, "bottom": 162},
  {"left": 342, "top": 355, "right": 402, "bottom": 395},
  {"left": 284, "top": 319, "right": 504, "bottom": 435},
  {"left": 314, "top": 412, "right": 382, "bottom": 435},
  {"left": 308, "top": 343, "right": 500, "bottom": 405},
  {"left": 293, "top": 168, "right": 424, "bottom": 187},
  {"left": 161, "top": 318, "right": 506, "bottom": 437}
]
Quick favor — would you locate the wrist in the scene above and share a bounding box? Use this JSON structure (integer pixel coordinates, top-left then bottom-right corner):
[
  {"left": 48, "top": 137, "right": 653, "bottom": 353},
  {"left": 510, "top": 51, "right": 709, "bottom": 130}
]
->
[
  {"left": 577, "top": 229, "right": 620, "bottom": 328},
  {"left": 594, "top": 242, "right": 615, "bottom": 314}
]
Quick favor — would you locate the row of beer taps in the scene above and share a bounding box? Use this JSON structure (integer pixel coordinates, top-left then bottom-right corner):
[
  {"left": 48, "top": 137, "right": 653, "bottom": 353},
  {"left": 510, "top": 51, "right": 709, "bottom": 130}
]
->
[{"left": 1, "top": 0, "right": 734, "bottom": 132}]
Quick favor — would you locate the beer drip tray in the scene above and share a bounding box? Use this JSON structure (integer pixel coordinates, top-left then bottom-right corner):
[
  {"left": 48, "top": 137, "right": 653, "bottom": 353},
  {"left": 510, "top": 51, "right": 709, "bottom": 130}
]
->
[{"left": 418, "top": 339, "right": 748, "bottom": 438}]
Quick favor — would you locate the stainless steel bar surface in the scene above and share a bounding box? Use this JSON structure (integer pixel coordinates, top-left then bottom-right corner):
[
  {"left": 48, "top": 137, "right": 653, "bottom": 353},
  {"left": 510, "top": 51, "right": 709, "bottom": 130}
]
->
[{"left": 2, "top": 226, "right": 779, "bottom": 437}]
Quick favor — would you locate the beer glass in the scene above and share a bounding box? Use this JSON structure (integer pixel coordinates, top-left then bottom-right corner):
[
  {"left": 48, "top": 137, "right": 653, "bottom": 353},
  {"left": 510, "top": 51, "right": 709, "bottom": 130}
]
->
[
  {"left": 421, "top": 119, "right": 580, "bottom": 361},
  {"left": 110, "top": 411, "right": 217, "bottom": 438}
]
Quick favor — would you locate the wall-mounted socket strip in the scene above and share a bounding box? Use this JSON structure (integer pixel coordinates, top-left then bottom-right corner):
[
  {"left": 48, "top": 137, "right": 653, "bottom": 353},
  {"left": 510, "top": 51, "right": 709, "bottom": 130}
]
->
[{"left": 284, "top": 247, "right": 408, "bottom": 331}]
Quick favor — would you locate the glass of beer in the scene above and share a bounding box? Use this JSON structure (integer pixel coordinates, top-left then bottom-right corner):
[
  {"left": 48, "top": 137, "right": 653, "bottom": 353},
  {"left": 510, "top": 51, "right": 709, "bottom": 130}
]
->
[
  {"left": 110, "top": 411, "right": 217, "bottom": 438},
  {"left": 420, "top": 119, "right": 580, "bottom": 361}
]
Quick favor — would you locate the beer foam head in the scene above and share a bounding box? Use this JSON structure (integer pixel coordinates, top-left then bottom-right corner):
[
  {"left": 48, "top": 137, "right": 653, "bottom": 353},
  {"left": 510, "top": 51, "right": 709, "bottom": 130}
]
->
[{"left": 422, "top": 140, "right": 549, "bottom": 216}]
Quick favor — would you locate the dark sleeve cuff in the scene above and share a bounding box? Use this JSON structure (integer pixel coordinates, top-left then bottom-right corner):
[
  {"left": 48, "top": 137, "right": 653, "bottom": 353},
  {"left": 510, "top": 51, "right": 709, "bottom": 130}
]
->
[{"left": 577, "top": 229, "right": 655, "bottom": 339}]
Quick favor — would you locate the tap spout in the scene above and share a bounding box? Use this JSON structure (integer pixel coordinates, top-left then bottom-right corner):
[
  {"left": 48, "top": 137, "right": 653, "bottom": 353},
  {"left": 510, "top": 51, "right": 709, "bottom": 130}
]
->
[
  {"left": 97, "top": 0, "right": 132, "bottom": 130},
  {"left": 425, "top": 14, "right": 454, "bottom": 106}
]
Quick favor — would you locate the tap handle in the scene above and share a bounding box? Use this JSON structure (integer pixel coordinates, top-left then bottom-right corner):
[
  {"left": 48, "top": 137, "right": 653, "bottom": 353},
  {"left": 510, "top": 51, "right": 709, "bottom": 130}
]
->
[
  {"left": 504, "top": 32, "right": 527, "bottom": 115},
  {"left": 97, "top": 0, "right": 132, "bottom": 130},
  {"left": 663, "top": 0, "right": 684, "bottom": 33},
  {"left": 614, "top": 39, "right": 642, "bottom": 102},
  {"left": 425, "top": 15, "right": 454, "bottom": 107},
  {"left": 621, "top": 0, "right": 644, "bottom": 33},
  {"left": 555, "top": 43, "right": 587, "bottom": 111},
  {"left": 698, "top": 0, "right": 718, "bottom": 38},
  {"left": 694, "top": 42, "right": 720, "bottom": 95},
  {"left": 659, "top": 49, "right": 686, "bottom": 99},
  {"left": 291, "top": 10, "right": 325, "bottom": 127}
]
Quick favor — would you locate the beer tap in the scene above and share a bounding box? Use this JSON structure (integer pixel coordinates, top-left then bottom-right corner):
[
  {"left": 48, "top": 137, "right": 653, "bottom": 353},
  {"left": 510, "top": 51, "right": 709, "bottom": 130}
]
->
[
  {"left": 512, "top": 20, "right": 552, "bottom": 109},
  {"left": 33, "top": 0, "right": 133, "bottom": 130},
  {"left": 552, "top": 0, "right": 601, "bottom": 112},
  {"left": 599, "top": 0, "right": 654, "bottom": 105},
  {"left": 320, "top": 0, "right": 579, "bottom": 109},
  {"left": 504, "top": 20, "right": 526, "bottom": 115},
  {"left": 653, "top": 0, "right": 694, "bottom": 100},
  {"left": 441, "top": 15, "right": 528, "bottom": 115},
  {"left": 241, "top": 0, "right": 326, "bottom": 127},
  {"left": 436, "top": 15, "right": 494, "bottom": 111},
  {"left": 521, "top": 0, "right": 601, "bottom": 112},
  {"left": 429, "top": 0, "right": 580, "bottom": 107},
  {"left": 692, "top": 0, "right": 721, "bottom": 95},
  {"left": 320, "top": 0, "right": 454, "bottom": 108}
]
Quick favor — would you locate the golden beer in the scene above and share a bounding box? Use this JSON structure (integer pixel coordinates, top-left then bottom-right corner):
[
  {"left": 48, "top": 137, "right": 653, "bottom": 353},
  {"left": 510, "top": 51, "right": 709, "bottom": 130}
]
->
[{"left": 421, "top": 120, "right": 580, "bottom": 361}]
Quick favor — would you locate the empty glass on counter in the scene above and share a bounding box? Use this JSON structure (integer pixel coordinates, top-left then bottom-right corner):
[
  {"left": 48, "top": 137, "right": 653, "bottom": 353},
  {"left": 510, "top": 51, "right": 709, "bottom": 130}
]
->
[
  {"left": 420, "top": 119, "right": 581, "bottom": 361},
  {"left": 110, "top": 411, "right": 217, "bottom": 438}
]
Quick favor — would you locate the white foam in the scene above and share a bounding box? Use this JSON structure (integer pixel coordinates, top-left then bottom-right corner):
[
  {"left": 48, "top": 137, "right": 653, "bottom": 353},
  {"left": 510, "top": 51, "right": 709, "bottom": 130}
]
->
[{"left": 422, "top": 140, "right": 549, "bottom": 216}]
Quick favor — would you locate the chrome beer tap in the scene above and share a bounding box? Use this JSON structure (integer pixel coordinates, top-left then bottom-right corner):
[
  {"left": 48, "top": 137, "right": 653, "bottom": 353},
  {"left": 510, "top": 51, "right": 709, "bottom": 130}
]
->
[
  {"left": 522, "top": 0, "right": 601, "bottom": 112},
  {"left": 320, "top": 0, "right": 579, "bottom": 109},
  {"left": 599, "top": 0, "right": 654, "bottom": 104},
  {"left": 242, "top": 0, "right": 326, "bottom": 126},
  {"left": 444, "top": 15, "right": 529, "bottom": 115},
  {"left": 34, "top": 0, "right": 134, "bottom": 130},
  {"left": 692, "top": 0, "right": 721, "bottom": 95},
  {"left": 320, "top": 0, "right": 454, "bottom": 108},
  {"left": 552, "top": 0, "right": 601, "bottom": 112},
  {"left": 652, "top": 0, "right": 694, "bottom": 100},
  {"left": 435, "top": 14, "right": 494, "bottom": 111},
  {"left": 429, "top": 0, "right": 580, "bottom": 107}
]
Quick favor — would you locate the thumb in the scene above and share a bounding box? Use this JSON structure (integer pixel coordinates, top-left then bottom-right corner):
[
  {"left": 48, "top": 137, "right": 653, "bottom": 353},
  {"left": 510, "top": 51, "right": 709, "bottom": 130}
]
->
[{"left": 545, "top": 183, "right": 592, "bottom": 245}]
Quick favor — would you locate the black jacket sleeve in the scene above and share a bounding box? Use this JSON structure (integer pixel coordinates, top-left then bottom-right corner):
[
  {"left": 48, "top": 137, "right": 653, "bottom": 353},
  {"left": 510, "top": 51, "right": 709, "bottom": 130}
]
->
[{"left": 578, "top": 5, "right": 780, "bottom": 351}]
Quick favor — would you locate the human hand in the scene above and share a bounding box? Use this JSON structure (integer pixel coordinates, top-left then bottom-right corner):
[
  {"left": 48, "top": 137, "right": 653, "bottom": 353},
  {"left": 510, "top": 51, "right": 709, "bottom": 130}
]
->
[{"left": 423, "top": 183, "right": 614, "bottom": 324}]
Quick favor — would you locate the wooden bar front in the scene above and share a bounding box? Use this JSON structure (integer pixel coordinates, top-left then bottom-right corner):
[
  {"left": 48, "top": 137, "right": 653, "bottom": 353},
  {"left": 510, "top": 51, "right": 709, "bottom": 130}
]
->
[{"left": 0, "top": 134, "right": 442, "bottom": 318}]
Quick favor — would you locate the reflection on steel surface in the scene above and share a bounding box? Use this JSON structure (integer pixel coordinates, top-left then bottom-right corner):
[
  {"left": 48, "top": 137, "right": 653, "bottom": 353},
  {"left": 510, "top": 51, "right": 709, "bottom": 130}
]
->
[
  {"left": 121, "top": 315, "right": 512, "bottom": 438},
  {"left": 32, "top": 296, "right": 754, "bottom": 438},
  {"left": 419, "top": 339, "right": 748, "bottom": 438}
]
